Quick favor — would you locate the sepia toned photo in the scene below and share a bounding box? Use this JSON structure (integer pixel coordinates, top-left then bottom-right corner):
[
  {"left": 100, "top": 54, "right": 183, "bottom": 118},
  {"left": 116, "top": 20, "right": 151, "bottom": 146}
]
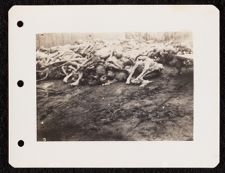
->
[
  {"left": 36, "top": 32, "right": 193, "bottom": 141},
  {"left": 9, "top": 5, "right": 219, "bottom": 167}
]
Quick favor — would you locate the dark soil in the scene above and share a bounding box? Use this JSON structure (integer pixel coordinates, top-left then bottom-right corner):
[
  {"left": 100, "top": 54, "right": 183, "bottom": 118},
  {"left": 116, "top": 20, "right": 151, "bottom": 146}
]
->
[{"left": 37, "top": 67, "right": 193, "bottom": 141}]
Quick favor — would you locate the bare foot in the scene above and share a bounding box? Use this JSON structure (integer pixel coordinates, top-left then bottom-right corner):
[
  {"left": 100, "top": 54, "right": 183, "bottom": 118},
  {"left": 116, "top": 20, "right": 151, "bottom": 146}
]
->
[
  {"left": 63, "top": 78, "right": 68, "bottom": 83},
  {"left": 131, "top": 78, "right": 142, "bottom": 84},
  {"left": 102, "top": 83, "right": 110, "bottom": 86},
  {"left": 126, "top": 80, "right": 131, "bottom": 84},
  {"left": 70, "top": 81, "right": 79, "bottom": 86},
  {"left": 139, "top": 80, "right": 152, "bottom": 87}
]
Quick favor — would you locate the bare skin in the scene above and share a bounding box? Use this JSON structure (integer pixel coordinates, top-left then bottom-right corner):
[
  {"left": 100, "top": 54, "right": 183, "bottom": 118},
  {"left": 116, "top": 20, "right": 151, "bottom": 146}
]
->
[
  {"left": 70, "top": 71, "right": 84, "bottom": 86},
  {"left": 126, "top": 56, "right": 164, "bottom": 87}
]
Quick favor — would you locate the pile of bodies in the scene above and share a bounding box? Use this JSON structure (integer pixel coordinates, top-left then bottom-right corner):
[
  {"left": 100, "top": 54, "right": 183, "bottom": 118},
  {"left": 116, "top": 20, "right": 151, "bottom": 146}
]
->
[{"left": 36, "top": 40, "right": 193, "bottom": 87}]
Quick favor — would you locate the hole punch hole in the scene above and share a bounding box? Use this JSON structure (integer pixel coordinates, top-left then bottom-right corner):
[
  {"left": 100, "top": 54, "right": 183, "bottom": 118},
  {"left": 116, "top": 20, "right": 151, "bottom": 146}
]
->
[
  {"left": 17, "top": 80, "right": 24, "bottom": 87},
  {"left": 18, "top": 140, "right": 24, "bottom": 147},
  {"left": 17, "top": 21, "right": 23, "bottom": 27}
]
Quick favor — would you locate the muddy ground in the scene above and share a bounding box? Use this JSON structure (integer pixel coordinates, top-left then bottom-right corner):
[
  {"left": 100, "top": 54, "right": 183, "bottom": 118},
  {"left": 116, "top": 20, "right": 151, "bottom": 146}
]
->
[{"left": 37, "top": 67, "right": 193, "bottom": 141}]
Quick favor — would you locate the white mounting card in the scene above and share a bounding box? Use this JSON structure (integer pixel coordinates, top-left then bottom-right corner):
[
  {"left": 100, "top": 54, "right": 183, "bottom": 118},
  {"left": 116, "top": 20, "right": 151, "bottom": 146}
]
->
[{"left": 9, "top": 5, "right": 219, "bottom": 168}]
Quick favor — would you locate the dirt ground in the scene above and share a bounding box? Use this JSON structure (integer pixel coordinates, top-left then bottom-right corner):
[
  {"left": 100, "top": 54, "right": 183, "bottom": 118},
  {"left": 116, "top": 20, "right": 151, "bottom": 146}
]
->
[{"left": 37, "top": 67, "right": 193, "bottom": 141}]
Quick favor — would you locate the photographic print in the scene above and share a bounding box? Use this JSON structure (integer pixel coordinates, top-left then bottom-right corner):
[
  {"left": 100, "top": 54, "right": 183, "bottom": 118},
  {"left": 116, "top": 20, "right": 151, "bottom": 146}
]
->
[
  {"left": 36, "top": 32, "right": 193, "bottom": 141},
  {"left": 9, "top": 5, "right": 219, "bottom": 167}
]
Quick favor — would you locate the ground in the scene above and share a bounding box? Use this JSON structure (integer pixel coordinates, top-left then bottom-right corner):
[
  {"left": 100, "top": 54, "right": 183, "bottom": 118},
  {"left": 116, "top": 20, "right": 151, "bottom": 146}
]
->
[{"left": 37, "top": 67, "right": 193, "bottom": 141}]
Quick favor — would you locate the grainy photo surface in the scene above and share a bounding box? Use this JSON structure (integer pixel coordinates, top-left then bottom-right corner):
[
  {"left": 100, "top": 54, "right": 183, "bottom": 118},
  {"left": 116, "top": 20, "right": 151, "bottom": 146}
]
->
[{"left": 36, "top": 32, "right": 193, "bottom": 141}]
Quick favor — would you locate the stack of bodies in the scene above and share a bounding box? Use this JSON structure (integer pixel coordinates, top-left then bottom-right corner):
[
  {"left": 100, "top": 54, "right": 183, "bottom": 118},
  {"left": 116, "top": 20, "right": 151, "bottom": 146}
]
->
[{"left": 36, "top": 40, "right": 193, "bottom": 87}]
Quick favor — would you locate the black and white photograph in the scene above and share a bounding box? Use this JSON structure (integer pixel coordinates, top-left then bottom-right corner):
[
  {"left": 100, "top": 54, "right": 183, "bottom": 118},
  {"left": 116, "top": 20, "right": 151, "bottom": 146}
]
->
[
  {"left": 8, "top": 5, "right": 219, "bottom": 167},
  {"left": 36, "top": 32, "right": 193, "bottom": 141}
]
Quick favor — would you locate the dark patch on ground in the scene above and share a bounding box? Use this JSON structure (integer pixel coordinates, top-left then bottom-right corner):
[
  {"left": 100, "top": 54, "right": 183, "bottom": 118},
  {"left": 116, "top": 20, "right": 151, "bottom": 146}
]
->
[{"left": 37, "top": 67, "right": 193, "bottom": 141}]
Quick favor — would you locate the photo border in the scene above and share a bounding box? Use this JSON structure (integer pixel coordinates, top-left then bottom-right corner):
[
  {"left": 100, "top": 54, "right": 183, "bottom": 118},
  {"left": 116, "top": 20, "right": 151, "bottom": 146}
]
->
[{"left": 1, "top": 1, "right": 222, "bottom": 171}]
